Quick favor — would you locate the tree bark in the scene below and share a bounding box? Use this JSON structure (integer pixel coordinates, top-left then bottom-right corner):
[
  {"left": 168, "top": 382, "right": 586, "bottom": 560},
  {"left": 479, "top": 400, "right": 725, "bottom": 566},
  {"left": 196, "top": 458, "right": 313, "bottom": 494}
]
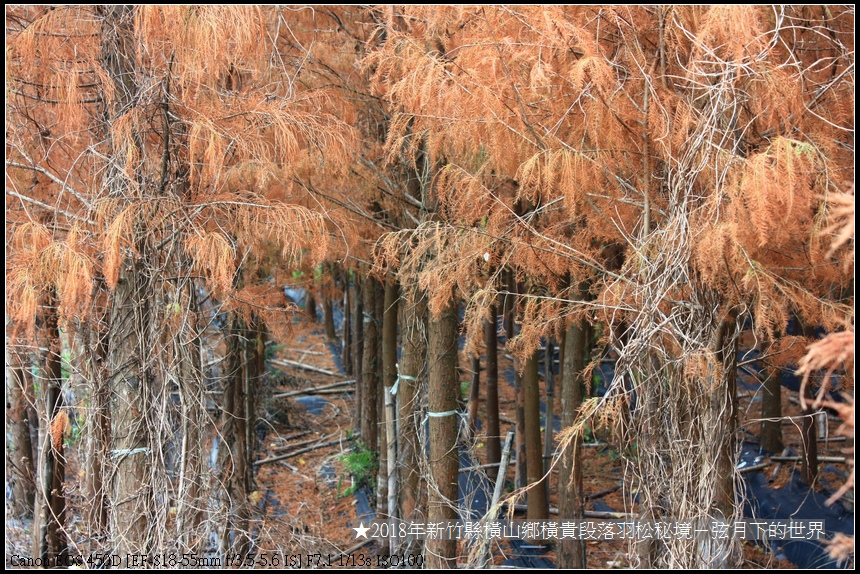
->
[
  {"left": 84, "top": 320, "right": 110, "bottom": 535},
  {"left": 374, "top": 276, "right": 387, "bottom": 515},
  {"left": 361, "top": 276, "right": 379, "bottom": 458},
  {"left": 7, "top": 348, "right": 36, "bottom": 518},
  {"left": 107, "top": 260, "right": 152, "bottom": 558},
  {"left": 352, "top": 275, "right": 364, "bottom": 433},
  {"left": 524, "top": 349, "right": 548, "bottom": 519},
  {"left": 305, "top": 288, "right": 318, "bottom": 323},
  {"left": 467, "top": 355, "right": 481, "bottom": 437},
  {"left": 342, "top": 270, "right": 352, "bottom": 375},
  {"left": 558, "top": 320, "right": 586, "bottom": 568},
  {"left": 426, "top": 298, "right": 459, "bottom": 568},
  {"left": 323, "top": 295, "right": 337, "bottom": 340},
  {"left": 543, "top": 337, "right": 555, "bottom": 502},
  {"left": 100, "top": 5, "right": 154, "bottom": 558},
  {"left": 398, "top": 293, "right": 426, "bottom": 550},
  {"left": 33, "top": 290, "right": 68, "bottom": 564},
  {"left": 379, "top": 278, "right": 399, "bottom": 513},
  {"left": 759, "top": 357, "right": 783, "bottom": 453},
  {"left": 484, "top": 308, "right": 501, "bottom": 481},
  {"left": 503, "top": 269, "right": 515, "bottom": 342},
  {"left": 800, "top": 385, "right": 819, "bottom": 485},
  {"left": 220, "top": 313, "right": 261, "bottom": 557},
  {"left": 714, "top": 316, "right": 738, "bottom": 518}
]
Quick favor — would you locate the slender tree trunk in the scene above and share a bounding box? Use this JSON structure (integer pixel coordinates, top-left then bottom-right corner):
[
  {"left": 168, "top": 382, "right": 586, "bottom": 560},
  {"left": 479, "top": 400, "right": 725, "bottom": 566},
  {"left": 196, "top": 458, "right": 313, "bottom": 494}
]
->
[
  {"left": 398, "top": 294, "right": 426, "bottom": 534},
  {"left": 305, "top": 289, "right": 318, "bottom": 323},
  {"left": 33, "top": 290, "right": 68, "bottom": 564},
  {"left": 503, "top": 269, "right": 515, "bottom": 342},
  {"left": 524, "top": 349, "right": 548, "bottom": 519},
  {"left": 108, "top": 261, "right": 152, "bottom": 558},
  {"left": 220, "top": 313, "right": 259, "bottom": 558},
  {"left": 379, "top": 278, "right": 399, "bottom": 514},
  {"left": 7, "top": 348, "right": 36, "bottom": 518},
  {"left": 361, "top": 277, "right": 379, "bottom": 458},
  {"left": 173, "top": 282, "right": 206, "bottom": 551},
  {"left": 84, "top": 321, "right": 110, "bottom": 535},
  {"left": 323, "top": 295, "right": 337, "bottom": 340},
  {"left": 558, "top": 320, "right": 587, "bottom": 568},
  {"left": 484, "top": 308, "right": 501, "bottom": 481},
  {"left": 352, "top": 275, "right": 364, "bottom": 433},
  {"left": 714, "top": 319, "right": 738, "bottom": 518},
  {"left": 427, "top": 298, "right": 459, "bottom": 568},
  {"left": 374, "top": 276, "right": 388, "bottom": 516},
  {"left": 760, "top": 357, "right": 783, "bottom": 453},
  {"left": 800, "top": 385, "right": 819, "bottom": 486},
  {"left": 542, "top": 337, "right": 555, "bottom": 502},
  {"left": 342, "top": 270, "right": 352, "bottom": 375},
  {"left": 467, "top": 356, "right": 481, "bottom": 436}
]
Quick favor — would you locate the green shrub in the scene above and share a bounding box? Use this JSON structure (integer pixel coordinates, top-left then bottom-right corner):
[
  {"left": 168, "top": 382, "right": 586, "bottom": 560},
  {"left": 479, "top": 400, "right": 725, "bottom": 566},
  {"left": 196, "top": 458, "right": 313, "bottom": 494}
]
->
[{"left": 336, "top": 439, "right": 377, "bottom": 498}]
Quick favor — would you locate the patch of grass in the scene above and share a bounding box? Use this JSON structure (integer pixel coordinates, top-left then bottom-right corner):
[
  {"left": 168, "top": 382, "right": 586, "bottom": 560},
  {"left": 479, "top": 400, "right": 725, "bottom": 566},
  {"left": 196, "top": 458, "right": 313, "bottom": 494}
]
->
[{"left": 336, "top": 438, "right": 377, "bottom": 498}]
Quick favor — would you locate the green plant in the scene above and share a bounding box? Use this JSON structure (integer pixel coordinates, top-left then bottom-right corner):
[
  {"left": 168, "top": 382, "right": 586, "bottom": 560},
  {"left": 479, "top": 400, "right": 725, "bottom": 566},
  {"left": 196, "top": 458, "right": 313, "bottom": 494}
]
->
[
  {"left": 583, "top": 426, "right": 595, "bottom": 444},
  {"left": 336, "top": 439, "right": 377, "bottom": 498},
  {"left": 265, "top": 342, "right": 284, "bottom": 361}
]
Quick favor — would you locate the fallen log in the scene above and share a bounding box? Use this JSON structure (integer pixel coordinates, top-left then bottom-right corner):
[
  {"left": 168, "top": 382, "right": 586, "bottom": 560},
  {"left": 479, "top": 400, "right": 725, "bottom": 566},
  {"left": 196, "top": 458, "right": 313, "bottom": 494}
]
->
[
  {"left": 333, "top": 539, "right": 374, "bottom": 561},
  {"left": 254, "top": 438, "right": 347, "bottom": 467},
  {"left": 271, "top": 358, "right": 340, "bottom": 377},
  {"left": 585, "top": 484, "right": 622, "bottom": 500},
  {"left": 740, "top": 462, "right": 774, "bottom": 474},
  {"left": 271, "top": 430, "right": 313, "bottom": 444},
  {"left": 512, "top": 503, "right": 637, "bottom": 519},
  {"left": 272, "top": 433, "right": 333, "bottom": 453},
  {"left": 272, "top": 379, "right": 355, "bottom": 399},
  {"left": 282, "top": 348, "right": 326, "bottom": 356},
  {"left": 772, "top": 455, "right": 847, "bottom": 463}
]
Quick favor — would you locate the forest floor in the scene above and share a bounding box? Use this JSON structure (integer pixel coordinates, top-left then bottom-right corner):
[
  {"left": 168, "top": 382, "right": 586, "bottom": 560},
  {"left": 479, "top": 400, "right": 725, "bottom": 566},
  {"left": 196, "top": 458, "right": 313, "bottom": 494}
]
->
[
  {"left": 5, "top": 319, "right": 851, "bottom": 568},
  {"left": 229, "top": 320, "right": 840, "bottom": 568}
]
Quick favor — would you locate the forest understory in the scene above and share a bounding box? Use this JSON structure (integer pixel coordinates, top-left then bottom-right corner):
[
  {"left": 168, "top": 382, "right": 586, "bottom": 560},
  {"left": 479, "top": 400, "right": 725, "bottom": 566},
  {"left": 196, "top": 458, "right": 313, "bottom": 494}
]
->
[
  {"left": 5, "top": 312, "right": 852, "bottom": 569},
  {"left": 5, "top": 5, "right": 854, "bottom": 570}
]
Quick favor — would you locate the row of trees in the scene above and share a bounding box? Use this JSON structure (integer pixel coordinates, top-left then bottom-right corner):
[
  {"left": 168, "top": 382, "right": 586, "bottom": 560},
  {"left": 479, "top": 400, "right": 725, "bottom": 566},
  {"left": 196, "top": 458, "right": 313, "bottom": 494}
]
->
[{"left": 6, "top": 5, "right": 853, "bottom": 569}]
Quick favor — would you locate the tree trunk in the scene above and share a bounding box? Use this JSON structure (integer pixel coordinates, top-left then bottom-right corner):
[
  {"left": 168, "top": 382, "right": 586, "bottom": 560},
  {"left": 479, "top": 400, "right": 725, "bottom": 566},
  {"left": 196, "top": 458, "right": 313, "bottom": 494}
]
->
[
  {"left": 760, "top": 359, "right": 783, "bottom": 453},
  {"left": 342, "top": 270, "right": 352, "bottom": 375},
  {"left": 323, "top": 295, "right": 337, "bottom": 340},
  {"left": 542, "top": 337, "right": 555, "bottom": 503},
  {"left": 305, "top": 289, "right": 318, "bottom": 323},
  {"left": 714, "top": 319, "right": 738, "bottom": 518},
  {"left": 379, "top": 278, "right": 399, "bottom": 512},
  {"left": 174, "top": 283, "right": 206, "bottom": 551},
  {"left": 427, "top": 298, "right": 459, "bottom": 568},
  {"left": 7, "top": 348, "right": 36, "bottom": 518},
  {"left": 99, "top": 5, "right": 154, "bottom": 559},
  {"left": 84, "top": 320, "right": 110, "bottom": 535},
  {"left": 220, "top": 313, "right": 260, "bottom": 558},
  {"left": 524, "top": 349, "right": 548, "bottom": 519},
  {"left": 374, "top": 276, "right": 387, "bottom": 515},
  {"left": 107, "top": 261, "right": 152, "bottom": 558},
  {"left": 398, "top": 293, "right": 426, "bottom": 551},
  {"left": 503, "top": 269, "right": 515, "bottom": 342},
  {"left": 33, "top": 290, "right": 68, "bottom": 564},
  {"left": 484, "top": 308, "right": 501, "bottom": 481},
  {"left": 361, "top": 277, "right": 379, "bottom": 458},
  {"left": 467, "top": 355, "right": 481, "bottom": 437},
  {"left": 800, "top": 385, "right": 819, "bottom": 486},
  {"left": 558, "top": 320, "right": 587, "bottom": 568},
  {"left": 352, "top": 275, "right": 364, "bottom": 433}
]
